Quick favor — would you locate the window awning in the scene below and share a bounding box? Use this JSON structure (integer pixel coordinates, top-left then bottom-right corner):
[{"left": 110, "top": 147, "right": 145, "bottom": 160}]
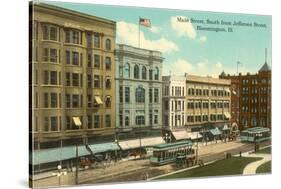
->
[
  {"left": 210, "top": 128, "right": 222, "bottom": 136},
  {"left": 72, "top": 117, "right": 82, "bottom": 127},
  {"left": 31, "top": 145, "right": 90, "bottom": 165},
  {"left": 88, "top": 142, "right": 120, "bottom": 154},
  {"left": 172, "top": 130, "right": 190, "bottom": 140},
  {"left": 223, "top": 124, "right": 230, "bottom": 130},
  {"left": 118, "top": 137, "right": 164, "bottom": 150},
  {"left": 94, "top": 96, "right": 103, "bottom": 105},
  {"left": 224, "top": 112, "right": 231, "bottom": 119},
  {"left": 232, "top": 90, "right": 237, "bottom": 95}
]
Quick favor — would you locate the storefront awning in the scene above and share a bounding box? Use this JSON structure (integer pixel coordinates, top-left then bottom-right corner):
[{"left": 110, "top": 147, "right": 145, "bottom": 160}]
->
[
  {"left": 224, "top": 112, "right": 231, "bottom": 119},
  {"left": 118, "top": 137, "right": 164, "bottom": 150},
  {"left": 188, "top": 132, "right": 203, "bottom": 140},
  {"left": 72, "top": 117, "right": 82, "bottom": 127},
  {"left": 172, "top": 130, "right": 190, "bottom": 140},
  {"left": 31, "top": 145, "right": 90, "bottom": 165},
  {"left": 88, "top": 142, "right": 120, "bottom": 154},
  {"left": 94, "top": 96, "right": 103, "bottom": 105},
  {"left": 210, "top": 128, "right": 222, "bottom": 136}
]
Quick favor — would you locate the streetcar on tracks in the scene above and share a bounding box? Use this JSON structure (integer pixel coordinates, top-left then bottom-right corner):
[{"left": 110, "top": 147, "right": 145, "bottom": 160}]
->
[
  {"left": 240, "top": 127, "right": 271, "bottom": 143},
  {"left": 150, "top": 140, "right": 195, "bottom": 166}
]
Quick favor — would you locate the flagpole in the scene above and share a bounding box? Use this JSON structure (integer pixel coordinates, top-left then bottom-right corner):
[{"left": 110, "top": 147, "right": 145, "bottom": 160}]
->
[{"left": 138, "top": 16, "right": 140, "bottom": 48}]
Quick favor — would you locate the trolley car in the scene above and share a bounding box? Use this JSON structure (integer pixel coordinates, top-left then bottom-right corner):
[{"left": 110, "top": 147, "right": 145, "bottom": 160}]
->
[
  {"left": 150, "top": 140, "right": 195, "bottom": 166},
  {"left": 240, "top": 127, "right": 271, "bottom": 143}
]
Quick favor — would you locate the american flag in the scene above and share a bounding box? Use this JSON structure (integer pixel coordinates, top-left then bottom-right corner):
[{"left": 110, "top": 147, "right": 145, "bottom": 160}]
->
[{"left": 139, "top": 18, "right": 151, "bottom": 27}]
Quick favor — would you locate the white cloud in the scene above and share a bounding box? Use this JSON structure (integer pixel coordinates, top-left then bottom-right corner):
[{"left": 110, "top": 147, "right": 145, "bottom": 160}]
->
[
  {"left": 170, "top": 16, "right": 207, "bottom": 44},
  {"left": 163, "top": 58, "right": 227, "bottom": 78},
  {"left": 150, "top": 26, "right": 161, "bottom": 33},
  {"left": 171, "top": 16, "right": 197, "bottom": 39},
  {"left": 117, "top": 21, "right": 178, "bottom": 53},
  {"left": 163, "top": 58, "right": 193, "bottom": 75}
]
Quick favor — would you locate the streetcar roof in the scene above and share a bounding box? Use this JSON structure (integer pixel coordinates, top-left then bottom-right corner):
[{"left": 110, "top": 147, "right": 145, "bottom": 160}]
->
[{"left": 152, "top": 140, "right": 192, "bottom": 150}]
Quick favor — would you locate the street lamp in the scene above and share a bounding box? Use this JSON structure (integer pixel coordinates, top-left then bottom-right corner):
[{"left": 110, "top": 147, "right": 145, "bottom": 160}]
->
[{"left": 52, "top": 165, "right": 67, "bottom": 187}]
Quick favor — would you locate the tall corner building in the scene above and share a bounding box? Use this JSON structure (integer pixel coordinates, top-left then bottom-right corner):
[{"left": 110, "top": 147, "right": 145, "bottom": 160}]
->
[{"left": 30, "top": 3, "right": 116, "bottom": 151}]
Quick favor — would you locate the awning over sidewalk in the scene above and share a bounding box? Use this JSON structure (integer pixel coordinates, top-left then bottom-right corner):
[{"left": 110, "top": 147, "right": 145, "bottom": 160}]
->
[
  {"left": 88, "top": 142, "right": 120, "bottom": 154},
  {"left": 187, "top": 132, "right": 203, "bottom": 140},
  {"left": 118, "top": 137, "right": 164, "bottom": 150},
  {"left": 210, "top": 128, "right": 222, "bottom": 136},
  {"left": 172, "top": 130, "right": 190, "bottom": 140},
  {"left": 31, "top": 145, "right": 90, "bottom": 165}
]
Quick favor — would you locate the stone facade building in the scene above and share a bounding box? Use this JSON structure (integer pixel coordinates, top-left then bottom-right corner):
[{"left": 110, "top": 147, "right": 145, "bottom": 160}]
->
[
  {"left": 115, "top": 44, "right": 164, "bottom": 151},
  {"left": 30, "top": 3, "right": 116, "bottom": 153}
]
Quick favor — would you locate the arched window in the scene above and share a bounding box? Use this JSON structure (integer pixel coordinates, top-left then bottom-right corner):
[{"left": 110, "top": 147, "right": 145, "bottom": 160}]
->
[
  {"left": 135, "top": 87, "right": 145, "bottom": 103},
  {"left": 154, "top": 67, "right": 159, "bottom": 80},
  {"left": 142, "top": 66, "right": 147, "bottom": 80},
  {"left": 134, "top": 65, "right": 140, "bottom": 79},
  {"left": 124, "top": 63, "right": 130, "bottom": 78},
  {"left": 105, "top": 39, "right": 111, "bottom": 50}
]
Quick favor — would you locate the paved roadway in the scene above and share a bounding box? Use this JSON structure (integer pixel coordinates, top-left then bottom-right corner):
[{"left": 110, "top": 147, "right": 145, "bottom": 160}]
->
[{"left": 32, "top": 140, "right": 271, "bottom": 188}]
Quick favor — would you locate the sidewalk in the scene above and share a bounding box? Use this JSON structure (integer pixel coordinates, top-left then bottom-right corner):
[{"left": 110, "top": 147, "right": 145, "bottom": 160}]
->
[{"left": 242, "top": 152, "right": 271, "bottom": 175}]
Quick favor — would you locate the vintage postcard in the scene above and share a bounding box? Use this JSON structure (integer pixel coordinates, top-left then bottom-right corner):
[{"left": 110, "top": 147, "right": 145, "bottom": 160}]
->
[{"left": 29, "top": 0, "right": 272, "bottom": 188}]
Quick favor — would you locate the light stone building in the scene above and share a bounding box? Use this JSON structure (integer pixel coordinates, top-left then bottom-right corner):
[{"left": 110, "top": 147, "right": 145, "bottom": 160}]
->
[
  {"left": 30, "top": 3, "right": 117, "bottom": 171},
  {"left": 115, "top": 44, "right": 164, "bottom": 152}
]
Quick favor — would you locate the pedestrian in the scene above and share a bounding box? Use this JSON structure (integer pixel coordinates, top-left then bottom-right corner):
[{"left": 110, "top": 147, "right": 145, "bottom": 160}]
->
[{"left": 239, "top": 151, "right": 242, "bottom": 157}]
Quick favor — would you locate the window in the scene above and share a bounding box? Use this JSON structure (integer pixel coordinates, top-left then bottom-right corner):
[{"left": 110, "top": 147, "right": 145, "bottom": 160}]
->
[
  {"left": 72, "top": 73, "right": 79, "bottom": 87},
  {"left": 50, "top": 49, "right": 57, "bottom": 62},
  {"left": 44, "top": 71, "right": 49, "bottom": 85},
  {"left": 125, "top": 116, "right": 129, "bottom": 127},
  {"left": 94, "top": 115, "right": 100, "bottom": 128},
  {"left": 94, "top": 34, "right": 100, "bottom": 48},
  {"left": 154, "top": 115, "right": 158, "bottom": 124},
  {"left": 123, "top": 87, "right": 130, "bottom": 103},
  {"left": 87, "top": 95, "right": 92, "bottom": 108},
  {"left": 94, "top": 75, "right": 100, "bottom": 88},
  {"left": 66, "top": 51, "right": 71, "bottom": 64},
  {"left": 93, "top": 55, "right": 100, "bottom": 68},
  {"left": 134, "top": 65, "right": 139, "bottom": 79},
  {"left": 164, "top": 100, "right": 169, "bottom": 110},
  {"left": 44, "top": 93, "right": 48, "bottom": 108},
  {"left": 154, "top": 67, "right": 159, "bottom": 80},
  {"left": 66, "top": 72, "right": 71, "bottom": 86},
  {"left": 72, "top": 52, "right": 79, "bottom": 65},
  {"left": 50, "top": 27, "right": 57, "bottom": 41},
  {"left": 149, "top": 69, "right": 153, "bottom": 80},
  {"left": 105, "top": 96, "right": 111, "bottom": 108},
  {"left": 105, "top": 39, "right": 111, "bottom": 50},
  {"left": 66, "top": 94, "right": 71, "bottom": 108},
  {"left": 119, "top": 111, "right": 123, "bottom": 127},
  {"left": 124, "top": 63, "right": 130, "bottom": 78},
  {"left": 142, "top": 66, "right": 147, "bottom": 79},
  {"left": 105, "top": 115, "right": 111, "bottom": 127},
  {"left": 87, "top": 74, "right": 92, "bottom": 88},
  {"left": 149, "top": 88, "right": 153, "bottom": 103},
  {"left": 88, "top": 115, "right": 92, "bottom": 129},
  {"left": 42, "top": 25, "right": 58, "bottom": 41},
  {"left": 65, "top": 29, "right": 81, "bottom": 44},
  {"left": 105, "top": 57, "right": 111, "bottom": 70},
  {"left": 119, "top": 86, "right": 123, "bottom": 103},
  {"left": 154, "top": 89, "right": 159, "bottom": 103},
  {"left": 87, "top": 54, "right": 92, "bottom": 67},
  {"left": 50, "top": 71, "right": 57, "bottom": 85},
  {"left": 136, "top": 115, "right": 145, "bottom": 125},
  {"left": 50, "top": 117, "right": 58, "bottom": 131},
  {"left": 43, "top": 48, "right": 58, "bottom": 63},
  {"left": 105, "top": 78, "right": 111, "bottom": 89},
  {"left": 50, "top": 93, "right": 57, "bottom": 108},
  {"left": 136, "top": 87, "right": 145, "bottom": 103},
  {"left": 44, "top": 117, "right": 49, "bottom": 131},
  {"left": 72, "top": 95, "right": 79, "bottom": 108}
]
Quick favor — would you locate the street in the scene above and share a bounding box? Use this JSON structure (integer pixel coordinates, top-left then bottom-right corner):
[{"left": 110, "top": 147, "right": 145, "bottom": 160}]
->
[{"left": 32, "top": 140, "right": 271, "bottom": 188}]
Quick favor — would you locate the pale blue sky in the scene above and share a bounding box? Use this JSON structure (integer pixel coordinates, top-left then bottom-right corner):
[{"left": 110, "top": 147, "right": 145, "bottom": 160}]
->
[{"left": 42, "top": 1, "right": 272, "bottom": 77}]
